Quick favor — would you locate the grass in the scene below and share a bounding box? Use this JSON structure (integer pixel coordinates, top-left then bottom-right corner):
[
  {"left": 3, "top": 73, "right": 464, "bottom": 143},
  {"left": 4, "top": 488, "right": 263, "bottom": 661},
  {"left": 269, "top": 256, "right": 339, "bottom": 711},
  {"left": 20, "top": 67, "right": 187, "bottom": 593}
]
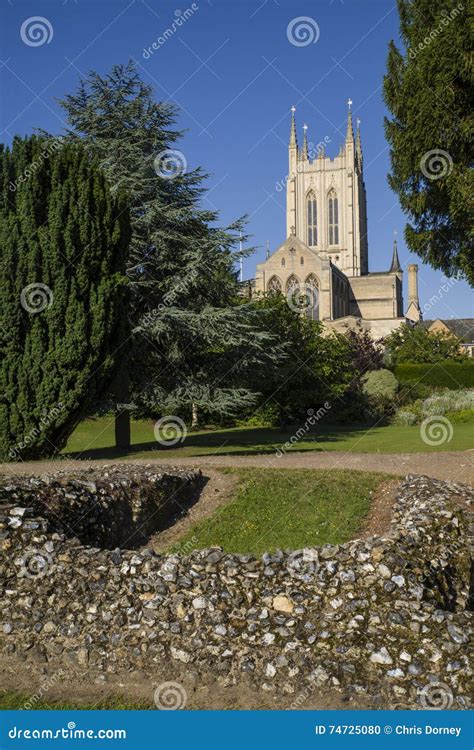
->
[
  {"left": 62, "top": 415, "right": 474, "bottom": 461},
  {"left": 0, "top": 690, "right": 149, "bottom": 710},
  {"left": 169, "top": 468, "right": 388, "bottom": 554}
]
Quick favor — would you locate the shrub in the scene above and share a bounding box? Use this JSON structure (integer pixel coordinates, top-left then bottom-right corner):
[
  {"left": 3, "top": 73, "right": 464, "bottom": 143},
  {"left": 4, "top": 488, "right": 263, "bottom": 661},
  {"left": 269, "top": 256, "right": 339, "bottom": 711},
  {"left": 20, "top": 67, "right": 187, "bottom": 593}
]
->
[
  {"left": 392, "top": 388, "right": 474, "bottom": 426},
  {"left": 362, "top": 369, "right": 399, "bottom": 402},
  {"left": 385, "top": 324, "right": 466, "bottom": 365},
  {"left": 393, "top": 410, "right": 418, "bottom": 426},
  {"left": 395, "top": 362, "right": 474, "bottom": 389}
]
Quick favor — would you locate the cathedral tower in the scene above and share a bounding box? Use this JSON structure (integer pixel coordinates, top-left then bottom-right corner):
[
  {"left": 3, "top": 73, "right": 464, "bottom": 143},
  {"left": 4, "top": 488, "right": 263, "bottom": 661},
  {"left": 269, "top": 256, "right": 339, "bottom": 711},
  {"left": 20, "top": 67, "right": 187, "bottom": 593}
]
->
[{"left": 286, "top": 101, "right": 368, "bottom": 276}]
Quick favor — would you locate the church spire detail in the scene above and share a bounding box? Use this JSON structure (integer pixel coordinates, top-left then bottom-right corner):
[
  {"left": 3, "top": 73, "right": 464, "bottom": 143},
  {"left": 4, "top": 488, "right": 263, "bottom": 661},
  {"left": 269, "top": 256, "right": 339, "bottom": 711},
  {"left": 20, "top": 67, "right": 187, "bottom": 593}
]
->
[
  {"left": 302, "top": 123, "right": 309, "bottom": 160},
  {"left": 389, "top": 231, "right": 402, "bottom": 273},
  {"left": 356, "top": 117, "right": 363, "bottom": 170},
  {"left": 289, "top": 105, "right": 297, "bottom": 149},
  {"left": 345, "top": 98, "right": 354, "bottom": 142}
]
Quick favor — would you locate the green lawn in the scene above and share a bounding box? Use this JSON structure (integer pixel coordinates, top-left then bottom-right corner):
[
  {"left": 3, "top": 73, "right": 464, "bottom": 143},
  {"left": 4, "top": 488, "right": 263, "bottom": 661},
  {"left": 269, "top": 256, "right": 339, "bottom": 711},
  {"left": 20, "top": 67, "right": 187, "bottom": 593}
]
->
[
  {"left": 170, "top": 468, "right": 388, "bottom": 554},
  {"left": 0, "top": 691, "right": 149, "bottom": 710},
  {"left": 63, "top": 416, "right": 473, "bottom": 460}
]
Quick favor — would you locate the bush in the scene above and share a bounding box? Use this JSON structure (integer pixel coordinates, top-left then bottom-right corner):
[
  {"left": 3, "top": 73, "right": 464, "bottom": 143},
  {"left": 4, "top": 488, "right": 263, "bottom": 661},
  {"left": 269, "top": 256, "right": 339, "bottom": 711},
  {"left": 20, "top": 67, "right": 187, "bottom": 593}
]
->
[
  {"left": 362, "top": 369, "right": 399, "bottom": 402},
  {"left": 395, "top": 362, "right": 474, "bottom": 389},
  {"left": 392, "top": 388, "right": 474, "bottom": 426},
  {"left": 361, "top": 369, "right": 399, "bottom": 420},
  {"left": 385, "top": 324, "right": 466, "bottom": 364}
]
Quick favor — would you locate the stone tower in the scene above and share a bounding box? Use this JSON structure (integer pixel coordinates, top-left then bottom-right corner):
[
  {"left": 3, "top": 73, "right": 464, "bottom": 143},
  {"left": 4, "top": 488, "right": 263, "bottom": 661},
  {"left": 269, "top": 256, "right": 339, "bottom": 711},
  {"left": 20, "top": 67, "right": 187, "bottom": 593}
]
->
[{"left": 286, "top": 101, "right": 368, "bottom": 276}]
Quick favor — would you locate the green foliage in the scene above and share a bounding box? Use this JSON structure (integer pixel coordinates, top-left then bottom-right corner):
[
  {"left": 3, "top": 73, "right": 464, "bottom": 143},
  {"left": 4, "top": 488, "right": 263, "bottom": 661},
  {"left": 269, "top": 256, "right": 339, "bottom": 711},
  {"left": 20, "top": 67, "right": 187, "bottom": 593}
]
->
[
  {"left": 56, "top": 62, "right": 278, "bottom": 420},
  {"left": 249, "top": 294, "right": 355, "bottom": 423},
  {"left": 0, "top": 136, "right": 130, "bottom": 459},
  {"left": 383, "top": 0, "right": 473, "bottom": 284},
  {"left": 362, "top": 369, "right": 399, "bottom": 418},
  {"left": 385, "top": 323, "right": 466, "bottom": 364},
  {"left": 392, "top": 387, "right": 474, "bottom": 425},
  {"left": 395, "top": 361, "right": 474, "bottom": 389}
]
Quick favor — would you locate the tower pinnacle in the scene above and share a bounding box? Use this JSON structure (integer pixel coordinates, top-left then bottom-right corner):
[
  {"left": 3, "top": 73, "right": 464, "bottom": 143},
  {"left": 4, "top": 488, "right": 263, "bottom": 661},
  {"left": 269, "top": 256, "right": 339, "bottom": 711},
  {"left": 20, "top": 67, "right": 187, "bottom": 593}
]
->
[
  {"left": 346, "top": 99, "right": 354, "bottom": 142},
  {"left": 356, "top": 117, "right": 363, "bottom": 169},
  {"left": 289, "top": 105, "right": 297, "bottom": 148},
  {"left": 389, "top": 231, "right": 402, "bottom": 273},
  {"left": 302, "top": 123, "right": 309, "bottom": 160}
]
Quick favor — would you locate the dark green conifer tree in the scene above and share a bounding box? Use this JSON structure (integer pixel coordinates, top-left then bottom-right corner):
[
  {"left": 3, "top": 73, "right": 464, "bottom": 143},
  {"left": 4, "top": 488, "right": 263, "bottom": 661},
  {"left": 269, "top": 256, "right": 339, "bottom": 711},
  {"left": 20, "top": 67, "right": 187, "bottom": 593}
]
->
[
  {"left": 56, "top": 62, "right": 278, "bottom": 442},
  {"left": 384, "top": 0, "right": 473, "bottom": 283},
  {"left": 0, "top": 136, "right": 130, "bottom": 459}
]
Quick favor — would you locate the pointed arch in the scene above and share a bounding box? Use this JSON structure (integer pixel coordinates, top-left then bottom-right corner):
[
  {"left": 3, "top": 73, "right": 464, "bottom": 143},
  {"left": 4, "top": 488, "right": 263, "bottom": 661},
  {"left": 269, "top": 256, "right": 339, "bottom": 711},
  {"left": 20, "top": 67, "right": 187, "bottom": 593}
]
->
[
  {"left": 267, "top": 275, "right": 282, "bottom": 295},
  {"left": 305, "top": 274, "right": 320, "bottom": 321},
  {"left": 328, "top": 189, "right": 339, "bottom": 246},
  {"left": 306, "top": 190, "right": 317, "bottom": 247},
  {"left": 286, "top": 274, "right": 300, "bottom": 294}
]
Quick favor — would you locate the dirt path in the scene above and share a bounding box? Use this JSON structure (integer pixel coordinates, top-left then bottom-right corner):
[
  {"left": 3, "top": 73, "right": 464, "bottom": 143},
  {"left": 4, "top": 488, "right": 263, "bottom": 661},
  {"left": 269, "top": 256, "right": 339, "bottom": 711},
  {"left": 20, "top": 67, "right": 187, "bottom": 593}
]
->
[{"left": 1, "top": 449, "right": 473, "bottom": 485}]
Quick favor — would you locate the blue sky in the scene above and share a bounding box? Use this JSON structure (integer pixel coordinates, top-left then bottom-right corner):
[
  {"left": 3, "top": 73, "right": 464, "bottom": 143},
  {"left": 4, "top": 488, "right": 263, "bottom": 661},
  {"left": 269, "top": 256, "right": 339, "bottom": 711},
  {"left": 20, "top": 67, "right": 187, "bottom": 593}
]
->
[{"left": 1, "top": 0, "right": 472, "bottom": 318}]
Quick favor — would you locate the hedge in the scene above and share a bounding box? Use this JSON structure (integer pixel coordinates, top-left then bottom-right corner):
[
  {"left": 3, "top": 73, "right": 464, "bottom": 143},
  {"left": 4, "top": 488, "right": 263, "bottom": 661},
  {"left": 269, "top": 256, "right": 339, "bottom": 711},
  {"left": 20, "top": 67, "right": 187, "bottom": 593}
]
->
[{"left": 394, "top": 361, "right": 474, "bottom": 389}]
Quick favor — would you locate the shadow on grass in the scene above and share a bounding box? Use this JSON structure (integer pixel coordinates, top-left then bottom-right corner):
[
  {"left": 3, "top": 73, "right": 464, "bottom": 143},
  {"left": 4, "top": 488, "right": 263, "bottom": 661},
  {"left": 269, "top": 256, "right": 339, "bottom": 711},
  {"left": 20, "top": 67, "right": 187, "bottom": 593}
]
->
[{"left": 64, "top": 423, "right": 375, "bottom": 461}]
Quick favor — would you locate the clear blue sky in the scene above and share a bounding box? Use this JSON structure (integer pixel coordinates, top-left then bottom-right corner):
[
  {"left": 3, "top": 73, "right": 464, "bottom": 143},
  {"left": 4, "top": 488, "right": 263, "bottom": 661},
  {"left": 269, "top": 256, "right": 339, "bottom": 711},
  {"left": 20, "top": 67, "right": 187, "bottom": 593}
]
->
[{"left": 1, "top": 0, "right": 472, "bottom": 318}]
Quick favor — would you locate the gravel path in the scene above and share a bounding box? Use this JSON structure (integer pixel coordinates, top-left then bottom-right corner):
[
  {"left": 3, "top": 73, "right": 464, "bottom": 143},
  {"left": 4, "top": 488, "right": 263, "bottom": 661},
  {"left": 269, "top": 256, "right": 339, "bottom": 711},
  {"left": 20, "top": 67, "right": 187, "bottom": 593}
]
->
[{"left": 1, "top": 449, "right": 473, "bottom": 485}]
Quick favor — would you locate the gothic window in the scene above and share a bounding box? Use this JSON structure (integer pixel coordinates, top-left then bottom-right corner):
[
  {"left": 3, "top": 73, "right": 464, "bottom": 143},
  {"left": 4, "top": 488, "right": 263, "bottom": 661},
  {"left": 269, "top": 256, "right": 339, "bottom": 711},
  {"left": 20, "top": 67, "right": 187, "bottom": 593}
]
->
[
  {"left": 305, "top": 274, "right": 319, "bottom": 321},
  {"left": 328, "top": 190, "right": 339, "bottom": 246},
  {"left": 281, "top": 257, "right": 286, "bottom": 267},
  {"left": 300, "top": 256, "right": 304, "bottom": 265},
  {"left": 267, "top": 276, "right": 282, "bottom": 295},
  {"left": 307, "top": 192, "right": 317, "bottom": 246},
  {"left": 286, "top": 274, "right": 300, "bottom": 308}
]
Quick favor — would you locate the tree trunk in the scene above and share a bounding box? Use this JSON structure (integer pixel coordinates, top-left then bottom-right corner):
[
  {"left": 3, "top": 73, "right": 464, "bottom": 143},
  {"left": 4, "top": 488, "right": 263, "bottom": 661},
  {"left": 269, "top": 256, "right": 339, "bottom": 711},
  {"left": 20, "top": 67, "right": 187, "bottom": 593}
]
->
[
  {"left": 191, "top": 403, "right": 199, "bottom": 428},
  {"left": 114, "top": 368, "right": 131, "bottom": 449}
]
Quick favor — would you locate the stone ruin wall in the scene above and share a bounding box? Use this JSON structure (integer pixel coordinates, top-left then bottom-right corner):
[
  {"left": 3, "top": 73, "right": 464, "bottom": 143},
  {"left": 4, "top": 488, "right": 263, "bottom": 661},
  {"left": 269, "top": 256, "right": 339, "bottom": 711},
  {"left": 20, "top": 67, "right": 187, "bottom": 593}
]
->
[{"left": 0, "top": 466, "right": 472, "bottom": 709}]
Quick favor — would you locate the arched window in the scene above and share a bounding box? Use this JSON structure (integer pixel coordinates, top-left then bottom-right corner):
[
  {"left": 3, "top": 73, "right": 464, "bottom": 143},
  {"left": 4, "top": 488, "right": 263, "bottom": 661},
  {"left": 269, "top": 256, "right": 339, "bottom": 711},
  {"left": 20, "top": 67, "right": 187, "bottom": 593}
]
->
[
  {"left": 267, "top": 276, "right": 282, "bottom": 295},
  {"left": 285, "top": 274, "right": 301, "bottom": 311},
  {"left": 328, "top": 190, "right": 339, "bottom": 246},
  {"left": 305, "top": 274, "right": 319, "bottom": 321},
  {"left": 307, "top": 192, "right": 317, "bottom": 246},
  {"left": 300, "top": 256, "right": 304, "bottom": 265},
  {"left": 281, "top": 257, "right": 286, "bottom": 267}
]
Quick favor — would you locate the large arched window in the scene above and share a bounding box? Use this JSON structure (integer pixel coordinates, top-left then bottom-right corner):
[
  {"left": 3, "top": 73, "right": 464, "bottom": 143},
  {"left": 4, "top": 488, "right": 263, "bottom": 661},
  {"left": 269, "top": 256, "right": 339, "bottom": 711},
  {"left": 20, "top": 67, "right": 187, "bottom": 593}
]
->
[
  {"left": 307, "top": 191, "right": 317, "bottom": 247},
  {"left": 328, "top": 190, "right": 339, "bottom": 246},
  {"left": 305, "top": 274, "right": 319, "bottom": 321},
  {"left": 267, "top": 276, "right": 282, "bottom": 295},
  {"left": 285, "top": 274, "right": 300, "bottom": 309}
]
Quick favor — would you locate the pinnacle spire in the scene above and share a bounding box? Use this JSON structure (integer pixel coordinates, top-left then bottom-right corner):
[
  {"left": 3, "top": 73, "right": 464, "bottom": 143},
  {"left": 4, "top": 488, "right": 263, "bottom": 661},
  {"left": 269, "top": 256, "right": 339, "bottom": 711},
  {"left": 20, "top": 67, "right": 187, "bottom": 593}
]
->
[
  {"left": 389, "top": 232, "right": 402, "bottom": 273},
  {"left": 289, "top": 105, "right": 297, "bottom": 148},
  {"left": 302, "top": 123, "right": 309, "bottom": 159},
  {"left": 346, "top": 98, "right": 354, "bottom": 142},
  {"left": 356, "top": 117, "right": 363, "bottom": 168}
]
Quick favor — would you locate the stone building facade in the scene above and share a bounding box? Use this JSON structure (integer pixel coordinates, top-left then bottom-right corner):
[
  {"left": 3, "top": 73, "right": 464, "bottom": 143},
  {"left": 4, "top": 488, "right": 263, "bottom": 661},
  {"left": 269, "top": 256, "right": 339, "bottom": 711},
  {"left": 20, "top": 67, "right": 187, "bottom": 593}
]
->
[{"left": 254, "top": 104, "right": 422, "bottom": 337}]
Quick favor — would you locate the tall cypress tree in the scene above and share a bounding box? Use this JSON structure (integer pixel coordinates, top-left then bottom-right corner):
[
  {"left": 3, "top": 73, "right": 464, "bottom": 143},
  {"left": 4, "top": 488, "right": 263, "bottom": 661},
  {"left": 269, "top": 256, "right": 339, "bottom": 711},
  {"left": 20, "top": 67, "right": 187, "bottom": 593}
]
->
[
  {"left": 0, "top": 136, "right": 130, "bottom": 459},
  {"left": 383, "top": 0, "right": 473, "bottom": 284},
  {"left": 56, "top": 62, "right": 278, "bottom": 440}
]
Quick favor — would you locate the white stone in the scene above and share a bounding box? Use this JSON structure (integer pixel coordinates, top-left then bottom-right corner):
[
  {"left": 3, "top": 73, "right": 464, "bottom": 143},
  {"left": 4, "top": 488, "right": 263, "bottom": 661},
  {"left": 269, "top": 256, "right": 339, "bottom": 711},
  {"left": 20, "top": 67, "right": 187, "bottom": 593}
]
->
[
  {"left": 192, "top": 597, "right": 207, "bottom": 610},
  {"left": 370, "top": 647, "right": 393, "bottom": 665},
  {"left": 265, "top": 663, "right": 276, "bottom": 678}
]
